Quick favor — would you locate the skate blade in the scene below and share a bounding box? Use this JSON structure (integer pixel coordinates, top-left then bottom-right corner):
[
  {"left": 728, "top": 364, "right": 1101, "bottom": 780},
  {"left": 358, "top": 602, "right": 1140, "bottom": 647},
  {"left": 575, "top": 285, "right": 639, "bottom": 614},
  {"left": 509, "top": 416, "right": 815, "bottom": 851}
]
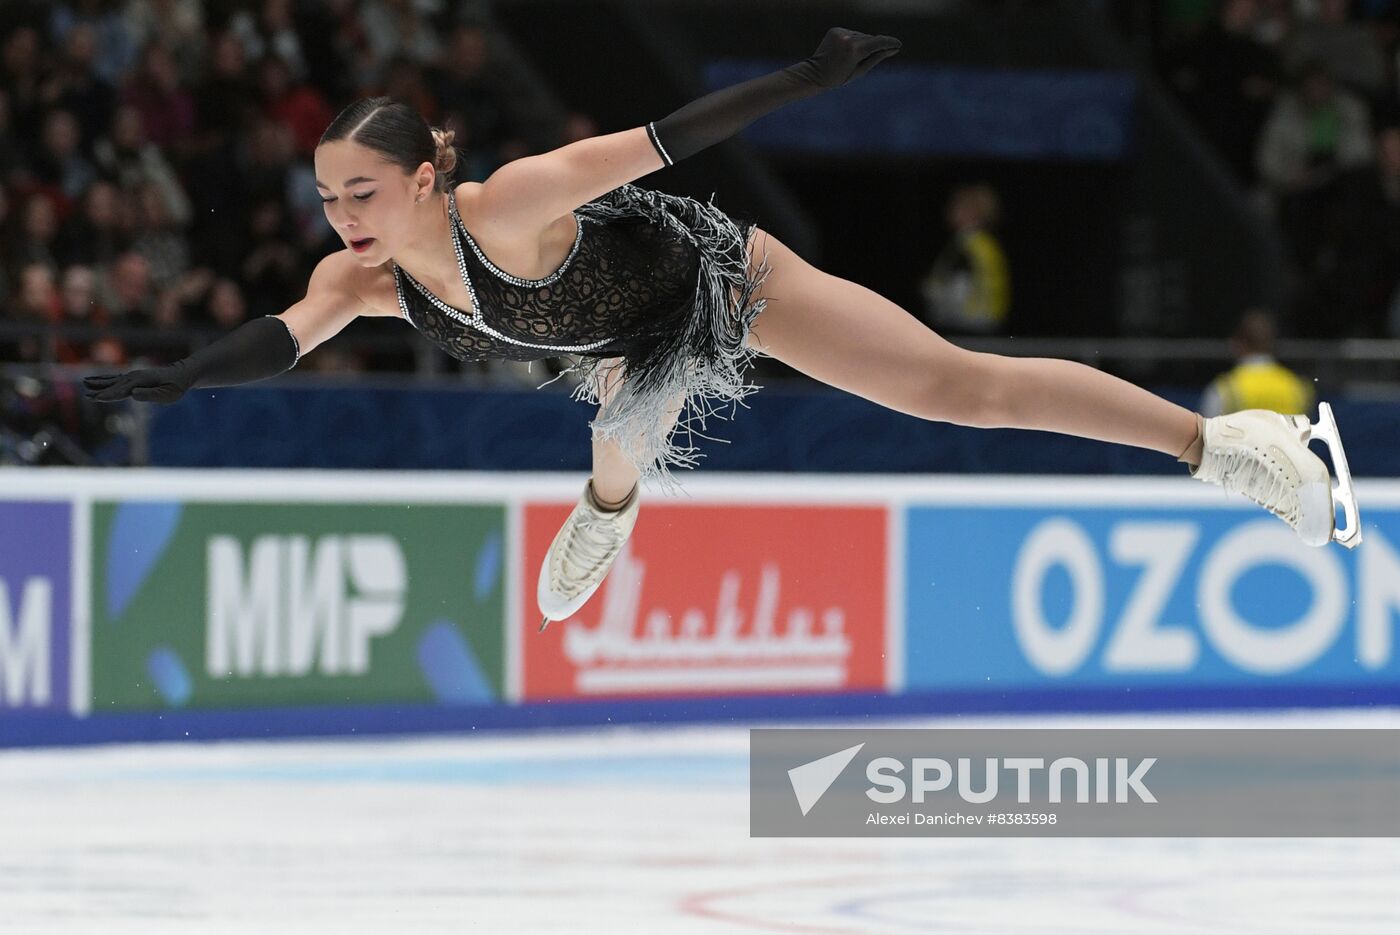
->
[{"left": 1309, "top": 402, "right": 1363, "bottom": 548}]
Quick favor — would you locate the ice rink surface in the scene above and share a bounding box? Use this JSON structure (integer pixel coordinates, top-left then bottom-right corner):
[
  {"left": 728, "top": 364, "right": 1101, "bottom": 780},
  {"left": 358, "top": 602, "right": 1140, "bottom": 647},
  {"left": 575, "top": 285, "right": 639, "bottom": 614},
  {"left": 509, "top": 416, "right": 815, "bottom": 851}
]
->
[{"left": 2, "top": 709, "right": 1398, "bottom": 934}]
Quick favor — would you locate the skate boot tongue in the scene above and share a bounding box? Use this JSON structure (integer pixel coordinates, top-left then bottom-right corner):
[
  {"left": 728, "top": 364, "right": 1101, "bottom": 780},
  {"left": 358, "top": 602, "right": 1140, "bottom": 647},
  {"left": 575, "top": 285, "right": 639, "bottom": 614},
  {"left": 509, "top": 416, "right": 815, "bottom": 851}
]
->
[
  {"left": 1206, "top": 447, "right": 1298, "bottom": 524},
  {"left": 558, "top": 515, "right": 624, "bottom": 596},
  {"left": 537, "top": 480, "right": 643, "bottom": 630},
  {"left": 1192, "top": 409, "right": 1335, "bottom": 547}
]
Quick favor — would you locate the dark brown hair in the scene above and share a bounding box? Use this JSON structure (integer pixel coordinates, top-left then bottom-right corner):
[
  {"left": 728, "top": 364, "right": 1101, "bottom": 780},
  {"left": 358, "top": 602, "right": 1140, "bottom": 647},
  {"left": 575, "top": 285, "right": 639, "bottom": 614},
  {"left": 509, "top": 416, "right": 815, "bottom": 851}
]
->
[{"left": 318, "top": 96, "right": 458, "bottom": 194}]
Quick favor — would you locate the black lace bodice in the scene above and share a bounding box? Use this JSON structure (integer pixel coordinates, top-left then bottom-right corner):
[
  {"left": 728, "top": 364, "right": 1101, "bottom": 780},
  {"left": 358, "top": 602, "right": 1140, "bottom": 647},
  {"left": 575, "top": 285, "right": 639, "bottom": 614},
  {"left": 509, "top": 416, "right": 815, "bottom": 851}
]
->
[{"left": 391, "top": 186, "right": 703, "bottom": 363}]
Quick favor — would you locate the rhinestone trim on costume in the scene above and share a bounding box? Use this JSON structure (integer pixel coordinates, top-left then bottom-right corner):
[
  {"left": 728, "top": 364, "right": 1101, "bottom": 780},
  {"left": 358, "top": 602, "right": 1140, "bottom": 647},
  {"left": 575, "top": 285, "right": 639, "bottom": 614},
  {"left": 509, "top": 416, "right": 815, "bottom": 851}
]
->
[
  {"left": 451, "top": 189, "right": 585, "bottom": 288},
  {"left": 390, "top": 273, "right": 416, "bottom": 329},
  {"left": 391, "top": 193, "right": 615, "bottom": 354}
]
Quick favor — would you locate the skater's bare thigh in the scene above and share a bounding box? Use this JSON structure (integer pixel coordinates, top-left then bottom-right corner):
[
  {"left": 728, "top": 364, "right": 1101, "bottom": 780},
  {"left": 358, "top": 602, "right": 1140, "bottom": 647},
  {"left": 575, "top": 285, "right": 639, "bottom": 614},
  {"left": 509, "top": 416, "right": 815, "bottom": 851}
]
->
[{"left": 740, "top": 227, "right": 998, "bottom": 423}]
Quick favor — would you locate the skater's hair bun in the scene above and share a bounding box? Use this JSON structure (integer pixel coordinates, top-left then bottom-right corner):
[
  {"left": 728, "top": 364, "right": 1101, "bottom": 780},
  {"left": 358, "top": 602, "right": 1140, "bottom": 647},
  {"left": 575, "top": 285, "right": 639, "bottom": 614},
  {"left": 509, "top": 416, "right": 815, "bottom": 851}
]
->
[
  {"left": 430, "top": 126, "right": 459, "bottom": 180},
  {"left": 317, "top": 96, "right": 459, "bottom": 194}
]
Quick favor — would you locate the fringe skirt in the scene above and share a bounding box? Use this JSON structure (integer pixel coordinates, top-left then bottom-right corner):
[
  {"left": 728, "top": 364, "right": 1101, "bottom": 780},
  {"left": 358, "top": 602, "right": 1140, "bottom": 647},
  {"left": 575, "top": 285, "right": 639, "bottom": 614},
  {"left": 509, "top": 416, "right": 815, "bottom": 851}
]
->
[{"left": 539, "top": 184, "right": 772, "bottom": 497}]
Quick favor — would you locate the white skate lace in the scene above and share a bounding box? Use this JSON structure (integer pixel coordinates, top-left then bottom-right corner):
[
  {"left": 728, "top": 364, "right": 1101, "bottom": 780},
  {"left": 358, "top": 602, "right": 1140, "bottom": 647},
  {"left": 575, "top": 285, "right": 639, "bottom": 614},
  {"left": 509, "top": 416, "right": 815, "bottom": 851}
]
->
[
  {"left": 551, "top": 512, "right": 625, "bottom": 598},
  {"left": 1204, "top": 447, "right": 1299, "bottom": 527}
]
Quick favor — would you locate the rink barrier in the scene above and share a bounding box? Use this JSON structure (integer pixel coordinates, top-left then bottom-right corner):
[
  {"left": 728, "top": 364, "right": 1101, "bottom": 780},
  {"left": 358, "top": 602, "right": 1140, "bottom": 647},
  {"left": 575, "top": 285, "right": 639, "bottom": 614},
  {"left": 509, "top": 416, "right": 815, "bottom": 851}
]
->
[
  {"left": 2, "top": 469, "right": 1399, "bottom": 747},
  {"left": 146, "top": 387, "right": 1400, "bottom": 477}
]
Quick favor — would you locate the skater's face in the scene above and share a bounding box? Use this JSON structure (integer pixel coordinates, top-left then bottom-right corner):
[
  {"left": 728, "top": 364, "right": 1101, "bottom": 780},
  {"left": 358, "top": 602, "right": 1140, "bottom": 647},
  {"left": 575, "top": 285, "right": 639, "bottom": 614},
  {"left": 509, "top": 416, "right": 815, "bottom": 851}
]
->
[{"left": 315, "top": 139, "right": 437, "bottom": 264}]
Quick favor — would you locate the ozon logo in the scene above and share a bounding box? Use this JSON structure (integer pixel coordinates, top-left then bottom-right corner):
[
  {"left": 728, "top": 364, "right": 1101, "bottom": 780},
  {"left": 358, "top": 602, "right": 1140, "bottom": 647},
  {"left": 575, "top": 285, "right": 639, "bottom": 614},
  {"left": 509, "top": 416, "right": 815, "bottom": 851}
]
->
[{"left": 1011, "top": 518, "right": 1399, "bottom": 676}]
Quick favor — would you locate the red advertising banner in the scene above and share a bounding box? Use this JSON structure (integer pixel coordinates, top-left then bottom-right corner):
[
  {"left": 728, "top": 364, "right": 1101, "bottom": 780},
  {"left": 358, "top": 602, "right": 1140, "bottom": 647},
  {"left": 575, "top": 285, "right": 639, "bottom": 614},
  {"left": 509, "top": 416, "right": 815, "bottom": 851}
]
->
[{"left": 521, "top": 502, "right": 888, "bottom": 700}]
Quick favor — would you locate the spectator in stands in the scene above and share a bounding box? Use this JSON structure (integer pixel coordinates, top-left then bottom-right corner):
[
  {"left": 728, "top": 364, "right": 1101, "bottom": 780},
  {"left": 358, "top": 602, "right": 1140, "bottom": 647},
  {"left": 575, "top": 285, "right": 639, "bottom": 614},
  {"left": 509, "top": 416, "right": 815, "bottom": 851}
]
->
[
  {"left": 1167, "top": 0, "right": 1281, "bottom": 183},
  {"left": 59, "top": 264, "right": 102, "bottom": 324},
  {"left": 8, "top": 192, "right": 65, "bottom": 275},
  {"left": 233, "top": 115, "right": 327, "bottom": 256},
  {"left": 229, "top": 0, "right": 311, "bottom": 84},
  {"left": 918, "top": 184, "right": 1011, "bottom": 335},
  {"left": 239, "top": 195, "right": 301, "bottom": 319},
  {"left": 118, "top": 40, "right": 196, "bottom": 156},
  {"left": 150, "top": 285, "right": 185, "bottom": 332},
  {"left": 1256, "top": 60, "right": 1373, "bottom": 265},
  {"left": 1200, "top": 309, "right": 1314, "bottom": 417},
  {"left": 32, "top": 109, "right": 99, "bottom": 202},
  {"left": 359, "top": 0, "right": 443, "bottom": 86},
  {"left": 430, "top": 22, "right": 534, "bottom": 178},
  {"left": 187, "top": 30, "right": 257, "bottom": 162},
  {"left": 322, "top": 0, "right": 376, "bottom": 101},
  {"left": 1283, "top": 0, "right": 1387, "bottom": 97},
  {"left": 45, "top": 22, "right": 118, "bottom": 150},
  {"left": 55, "top": 263, "right": 125, "bottom": 365},
  {"left": 382, "top": 55, "right": 441, "bottom": 127},
  {"left": 130, "top": 181, "right": 190, "bottom": 292},
  {"left": 92, "top": 104, "right": 192, "bottom": 226},
  {"left": 11, "top": 263, "right": 63, "bottom": 363},
  {"left": 48, "top": 0, "right": 138, "bottom": 87},
  {"left": 54, "top": 178, "right": 130, "bottom": 270},
  {"left": 179, "top": 30, "right": 255, "bottom": 268},
  {"left": 205, "top": 277, "right": 249, "bottom": 330},
  {"left": 101, "top": 250, "right": 156, "bottom": 328},
  {"left": 3, "top": 25, "right": 47, "bottom": 146},
  {"left": 256, "top": 53, "right": 335, "bottom": 158},
  {"left": 123, "top": 0, "right": 206, "bottom": 84}
]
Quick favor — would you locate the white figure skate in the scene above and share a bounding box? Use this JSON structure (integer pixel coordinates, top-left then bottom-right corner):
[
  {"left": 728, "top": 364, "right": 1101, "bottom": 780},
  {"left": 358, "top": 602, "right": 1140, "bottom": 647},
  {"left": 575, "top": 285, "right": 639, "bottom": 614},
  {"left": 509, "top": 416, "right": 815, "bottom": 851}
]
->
[
  {"left": 537, "top": 479, "right": 641, "bottom": 631},
  {"left": 1191, "top": 402, "right": 1361, "bottom": 548}
]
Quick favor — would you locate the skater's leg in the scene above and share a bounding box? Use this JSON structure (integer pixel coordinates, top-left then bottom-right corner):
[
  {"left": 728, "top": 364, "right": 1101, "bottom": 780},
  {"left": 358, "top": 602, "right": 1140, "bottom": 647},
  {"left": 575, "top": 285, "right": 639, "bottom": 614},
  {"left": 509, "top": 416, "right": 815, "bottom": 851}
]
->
[
  {"left": 539, "top": 357, "right": 680, "bottom": 627},
  {"left": 587, "top": 358, "right": 685, "bottom": 507},
  {"left": 742, "top": 228, "right": 1203, "bottom": 462}
]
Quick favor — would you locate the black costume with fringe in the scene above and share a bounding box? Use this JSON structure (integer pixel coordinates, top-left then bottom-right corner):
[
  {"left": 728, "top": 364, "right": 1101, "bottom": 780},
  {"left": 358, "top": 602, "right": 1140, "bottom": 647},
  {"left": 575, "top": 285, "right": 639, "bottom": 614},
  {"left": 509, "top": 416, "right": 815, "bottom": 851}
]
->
[
  {"left": 390, "top": 28, "right": 901, "bottom": 492},
  {"left": 392, "top": 184, "right": 770, "bottom": 493}
]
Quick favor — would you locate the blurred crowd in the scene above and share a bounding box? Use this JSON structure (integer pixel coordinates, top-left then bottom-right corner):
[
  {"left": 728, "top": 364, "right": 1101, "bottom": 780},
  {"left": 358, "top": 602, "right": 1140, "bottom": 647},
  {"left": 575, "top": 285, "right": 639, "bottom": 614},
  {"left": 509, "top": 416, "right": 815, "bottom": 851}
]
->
[
  {"left": 5, "top": 0, "right": 1395, "bottom": 386},
  {"left": 1159, "top": 0, "right": 1400, "bottom": 338},
  {"left": 0, "top": 0, "right": 600, "bottom": 380}
]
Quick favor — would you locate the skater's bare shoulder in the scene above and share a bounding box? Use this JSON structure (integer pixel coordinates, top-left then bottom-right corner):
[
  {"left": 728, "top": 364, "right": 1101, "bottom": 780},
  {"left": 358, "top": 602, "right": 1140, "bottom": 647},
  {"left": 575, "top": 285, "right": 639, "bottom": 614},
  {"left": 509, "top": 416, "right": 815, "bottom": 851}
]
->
[
  {"left": 274, "top": 251, "right": 395, "bottom": 357},
  {"left": 320, "top": 249, "right": 404, "bottom": 320}
]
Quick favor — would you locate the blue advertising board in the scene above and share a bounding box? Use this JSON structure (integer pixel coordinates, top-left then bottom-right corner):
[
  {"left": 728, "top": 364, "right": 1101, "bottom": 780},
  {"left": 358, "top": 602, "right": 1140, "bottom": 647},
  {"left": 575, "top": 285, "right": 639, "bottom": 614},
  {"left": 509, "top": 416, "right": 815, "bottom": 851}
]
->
[
  {"left": 0, "top": 501, "right": 72, "bottom": 713},
  {"left": 904, "top": 505, "right": 1400, "bottom": 701}
]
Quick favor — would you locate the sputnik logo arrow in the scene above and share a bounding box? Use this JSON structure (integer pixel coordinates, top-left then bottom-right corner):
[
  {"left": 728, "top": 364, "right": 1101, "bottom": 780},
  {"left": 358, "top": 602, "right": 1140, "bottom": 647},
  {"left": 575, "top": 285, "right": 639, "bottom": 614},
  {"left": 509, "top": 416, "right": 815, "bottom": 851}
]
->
[{"left": 788, "top": 743, "right": 865, "bottom": 816}]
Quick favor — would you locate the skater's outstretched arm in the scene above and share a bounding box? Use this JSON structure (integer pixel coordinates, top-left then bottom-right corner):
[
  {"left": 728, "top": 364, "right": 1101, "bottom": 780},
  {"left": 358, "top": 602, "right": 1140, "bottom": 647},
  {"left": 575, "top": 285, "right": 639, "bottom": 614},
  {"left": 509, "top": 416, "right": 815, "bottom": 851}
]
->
[
  {"left": 83, "top": 251, "right": 370, "bottom": 403},
  {"left": 476, "top": 27, "right": 901, "bottom": 234}
]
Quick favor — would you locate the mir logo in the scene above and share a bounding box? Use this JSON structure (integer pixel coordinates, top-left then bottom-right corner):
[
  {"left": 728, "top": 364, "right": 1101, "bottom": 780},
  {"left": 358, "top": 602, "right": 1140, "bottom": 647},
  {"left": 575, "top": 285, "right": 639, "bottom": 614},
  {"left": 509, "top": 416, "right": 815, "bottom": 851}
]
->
[
  {"left": 0, "top": 577, "right": 51, "bottom": 707},
  {"left": 205, "top": 534, "right": 406, "bottom": 679}
]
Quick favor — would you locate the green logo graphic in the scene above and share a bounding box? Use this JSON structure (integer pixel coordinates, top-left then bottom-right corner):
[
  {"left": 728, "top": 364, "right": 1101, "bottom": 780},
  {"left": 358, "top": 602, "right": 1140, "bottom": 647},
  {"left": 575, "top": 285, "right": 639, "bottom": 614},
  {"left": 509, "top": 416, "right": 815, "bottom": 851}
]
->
[{"left": 91, "top": 501, "right": 506, "bottom": 711}]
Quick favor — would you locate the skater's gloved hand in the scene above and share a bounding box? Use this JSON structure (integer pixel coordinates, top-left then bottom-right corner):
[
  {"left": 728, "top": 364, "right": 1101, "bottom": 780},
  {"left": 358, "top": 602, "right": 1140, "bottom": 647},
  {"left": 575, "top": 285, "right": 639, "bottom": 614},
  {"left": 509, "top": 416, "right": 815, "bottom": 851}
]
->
[
  {"left": 84, "top": 315, "right": 299, "bottom": 404},
  {"left": 84, "top": 362, "right": 192, "bottom": 404},
  {"left": 786, "top": 27, "right": 904, "bottom": 89},
  {"left": 648, "top": 26, "right": 902, "bottom": 166}
]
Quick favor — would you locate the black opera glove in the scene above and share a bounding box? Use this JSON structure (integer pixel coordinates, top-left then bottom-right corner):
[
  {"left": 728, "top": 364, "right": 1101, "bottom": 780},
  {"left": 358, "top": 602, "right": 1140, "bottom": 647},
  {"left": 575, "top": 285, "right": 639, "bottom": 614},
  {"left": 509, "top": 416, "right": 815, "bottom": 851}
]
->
[
  {"left": 789, "top": 26, "right": 906, "bottom": 89},
  {"left": 83, "top": 315, "right": 301, "bottom": 404},
  {"left": 647, "top": 26, "right": 902, "bottom": 166},
  {"left": 83, "top": 361, "right": 193, "bottom": 404}
]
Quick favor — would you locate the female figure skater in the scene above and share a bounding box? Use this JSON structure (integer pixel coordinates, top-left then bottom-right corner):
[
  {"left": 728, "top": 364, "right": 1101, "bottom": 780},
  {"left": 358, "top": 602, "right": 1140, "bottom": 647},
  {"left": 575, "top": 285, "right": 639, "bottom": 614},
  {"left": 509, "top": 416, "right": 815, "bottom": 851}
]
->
[{"left": 84, "top": 28, "right": 1361, "bottom": 632}]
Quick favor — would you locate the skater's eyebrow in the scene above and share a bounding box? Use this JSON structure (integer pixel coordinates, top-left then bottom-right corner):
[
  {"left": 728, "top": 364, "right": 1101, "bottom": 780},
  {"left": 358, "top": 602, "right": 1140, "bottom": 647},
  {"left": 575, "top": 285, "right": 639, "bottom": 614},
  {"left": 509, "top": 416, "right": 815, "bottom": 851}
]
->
[{"left": 315, "top": 176, "right": 377, "bottom": 189}]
